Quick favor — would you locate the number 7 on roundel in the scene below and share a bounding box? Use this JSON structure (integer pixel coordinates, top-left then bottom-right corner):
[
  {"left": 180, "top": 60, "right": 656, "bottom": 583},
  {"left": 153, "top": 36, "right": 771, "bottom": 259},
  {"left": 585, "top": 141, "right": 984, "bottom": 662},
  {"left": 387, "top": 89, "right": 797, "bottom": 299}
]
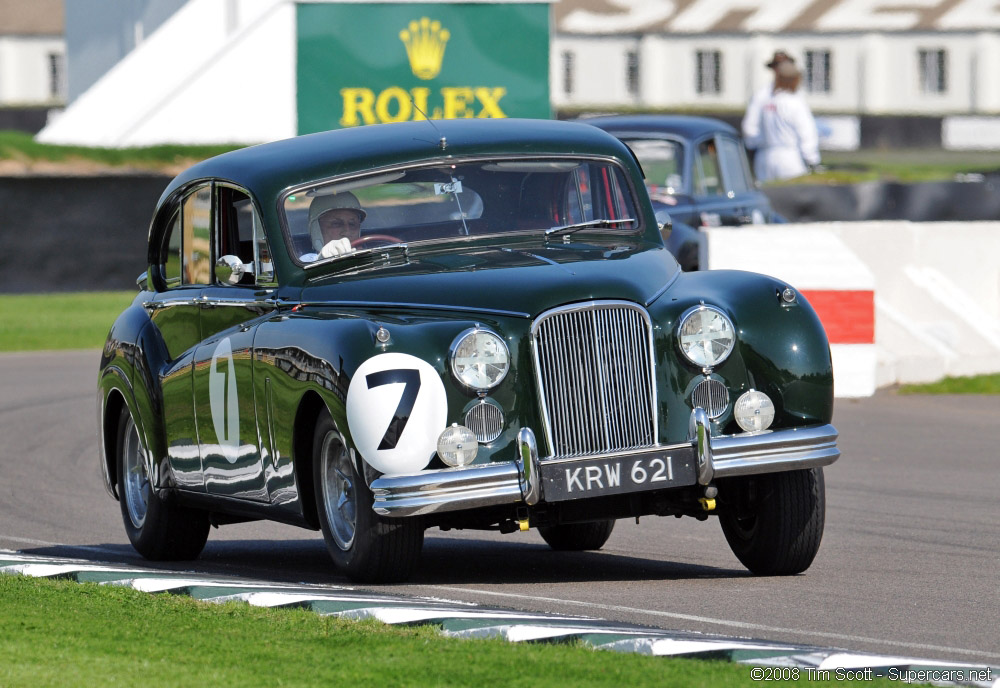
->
[{"left": 365, "top": 368, "right": 421, "bottom": 450}]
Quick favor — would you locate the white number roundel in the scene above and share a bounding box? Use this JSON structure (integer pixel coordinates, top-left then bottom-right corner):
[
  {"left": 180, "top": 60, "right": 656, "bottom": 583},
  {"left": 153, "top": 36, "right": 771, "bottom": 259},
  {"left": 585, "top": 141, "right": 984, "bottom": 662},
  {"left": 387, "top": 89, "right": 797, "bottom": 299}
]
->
[{"left": 345, "top": 353, "right": 447, "bottom": 475}]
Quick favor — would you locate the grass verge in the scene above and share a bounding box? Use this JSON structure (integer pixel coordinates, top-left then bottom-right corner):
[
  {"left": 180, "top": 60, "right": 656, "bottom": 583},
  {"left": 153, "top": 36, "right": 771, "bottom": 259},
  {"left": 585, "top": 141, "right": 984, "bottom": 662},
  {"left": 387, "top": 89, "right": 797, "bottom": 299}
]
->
[
  {"left": 0, "top": 574, "right": 896, "bottom": 688},
  {"left": 898, "top": 373, "right": 1000, "bottom": 395},
  {"left": 0, "top": 130, "right": 242, "bottom": 173},
  {"left": 0, "top": 291, "right": 135, "bottom": 351}
]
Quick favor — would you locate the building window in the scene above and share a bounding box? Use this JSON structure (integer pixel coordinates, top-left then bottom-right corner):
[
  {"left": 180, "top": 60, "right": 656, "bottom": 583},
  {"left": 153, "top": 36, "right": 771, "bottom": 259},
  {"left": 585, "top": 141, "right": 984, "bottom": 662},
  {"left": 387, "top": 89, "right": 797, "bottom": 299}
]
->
[
  {"left": 804, "top": 50, "right": 831, "bottom": 94},
  {"left": 562, "top": 51, "right": 575, "bottom": 96},
  {"left": 48, "top": 53, "right": 66, "bottom": 100},
  {"left": 626, "top": 50, "right": 640, "bottom": 97},
  {"left": 918, "top": 49, "right": 947, "bottom": 93},
  {"left": 695, "top": 50, "right": 721, "bottom": 95}
]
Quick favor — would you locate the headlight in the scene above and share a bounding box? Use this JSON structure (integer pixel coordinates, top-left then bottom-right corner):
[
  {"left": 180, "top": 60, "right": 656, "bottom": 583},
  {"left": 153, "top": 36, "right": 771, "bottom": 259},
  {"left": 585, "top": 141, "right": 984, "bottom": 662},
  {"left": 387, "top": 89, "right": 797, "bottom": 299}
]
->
[
  {"left": 450, "top": 328, "right": 509, "bottom": 391},
  {"left": 734, "top": 390, "right": 775, "bottom": 433},
  {"left": 677, "top": 305, "right": 735, "bottom": 368}
]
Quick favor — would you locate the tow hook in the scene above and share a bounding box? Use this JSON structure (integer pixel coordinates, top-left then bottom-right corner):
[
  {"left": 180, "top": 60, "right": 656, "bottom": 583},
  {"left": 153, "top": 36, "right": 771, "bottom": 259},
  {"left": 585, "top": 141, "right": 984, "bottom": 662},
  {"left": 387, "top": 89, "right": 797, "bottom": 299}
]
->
[
  {"left": 699, "top": 485, "right": 719, "bottom": 512},
  {"left": 516, "top": 505, "right": 530, "bottom": 531}
]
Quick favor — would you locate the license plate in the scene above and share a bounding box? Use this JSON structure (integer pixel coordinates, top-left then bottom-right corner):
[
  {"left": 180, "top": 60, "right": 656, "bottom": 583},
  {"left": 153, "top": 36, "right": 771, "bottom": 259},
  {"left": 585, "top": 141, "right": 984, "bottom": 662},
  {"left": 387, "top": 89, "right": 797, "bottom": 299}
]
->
[{"left": 540, "top": 445, "right": 697, "bottom": 502}]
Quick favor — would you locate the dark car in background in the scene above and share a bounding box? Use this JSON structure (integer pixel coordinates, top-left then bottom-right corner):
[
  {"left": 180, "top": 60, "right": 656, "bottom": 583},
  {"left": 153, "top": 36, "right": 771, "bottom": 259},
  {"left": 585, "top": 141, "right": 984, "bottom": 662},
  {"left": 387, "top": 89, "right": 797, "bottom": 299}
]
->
[{"left": 584, "top": 115, "right": 782, "bottom": 270}]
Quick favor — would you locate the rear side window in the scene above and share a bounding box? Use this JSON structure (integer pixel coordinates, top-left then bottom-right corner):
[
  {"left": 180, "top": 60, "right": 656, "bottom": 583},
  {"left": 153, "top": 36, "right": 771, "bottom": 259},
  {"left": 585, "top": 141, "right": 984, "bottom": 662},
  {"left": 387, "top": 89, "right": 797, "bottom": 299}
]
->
[{"left": 160, "top": 184, "right": 212, "bottom": 288}]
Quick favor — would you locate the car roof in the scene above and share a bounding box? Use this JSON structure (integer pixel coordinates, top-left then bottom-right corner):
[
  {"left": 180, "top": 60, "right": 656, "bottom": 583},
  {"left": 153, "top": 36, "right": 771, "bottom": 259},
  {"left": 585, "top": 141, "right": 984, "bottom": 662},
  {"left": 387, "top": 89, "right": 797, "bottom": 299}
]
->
[
  {"left": 157, "top": 118, "right": 640, "bottom": 208},
  {"left": 579, "top": 114, "right": 739, "bottom": 141}
]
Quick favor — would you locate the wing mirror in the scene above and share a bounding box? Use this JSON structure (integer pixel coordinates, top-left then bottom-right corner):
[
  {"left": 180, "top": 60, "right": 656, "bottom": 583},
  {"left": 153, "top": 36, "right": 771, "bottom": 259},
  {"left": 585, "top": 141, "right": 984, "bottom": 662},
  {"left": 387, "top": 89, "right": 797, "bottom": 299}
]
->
[
  {"left": 135, "top": 271, "right": 148, "bottom": 291},
  {"left": 216, "top": 255, "right": 250, "bottom": 285}
]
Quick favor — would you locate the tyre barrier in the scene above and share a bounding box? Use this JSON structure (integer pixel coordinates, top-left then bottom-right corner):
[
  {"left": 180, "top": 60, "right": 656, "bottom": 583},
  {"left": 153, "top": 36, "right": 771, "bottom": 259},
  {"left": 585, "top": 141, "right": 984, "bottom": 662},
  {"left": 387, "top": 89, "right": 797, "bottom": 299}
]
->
[{"left": 2, "top": 550, "right": 996, "bottom": 686}]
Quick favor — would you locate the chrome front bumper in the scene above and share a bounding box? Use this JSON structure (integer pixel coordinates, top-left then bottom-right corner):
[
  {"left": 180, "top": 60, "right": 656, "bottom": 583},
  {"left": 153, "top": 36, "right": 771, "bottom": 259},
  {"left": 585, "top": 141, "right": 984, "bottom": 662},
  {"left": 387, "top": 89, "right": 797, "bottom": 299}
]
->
[{"left": 370, "top": 409, "right": 839, "bottom": 517}]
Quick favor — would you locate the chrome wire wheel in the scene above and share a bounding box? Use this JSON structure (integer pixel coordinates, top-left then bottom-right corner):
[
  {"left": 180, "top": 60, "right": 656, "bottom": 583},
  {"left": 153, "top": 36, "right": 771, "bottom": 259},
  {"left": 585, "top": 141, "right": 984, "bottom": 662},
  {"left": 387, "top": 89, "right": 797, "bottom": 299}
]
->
[
  {"left": 122, "top": 414, "right": 150, "bottom": 529},
  {"left": 320, "top": 434, "right": 357, "bottom": 551}
]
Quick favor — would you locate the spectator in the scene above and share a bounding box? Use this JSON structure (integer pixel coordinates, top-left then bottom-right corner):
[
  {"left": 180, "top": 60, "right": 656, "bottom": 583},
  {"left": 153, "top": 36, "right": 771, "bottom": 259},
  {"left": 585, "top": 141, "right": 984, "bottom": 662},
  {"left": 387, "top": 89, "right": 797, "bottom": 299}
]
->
[{"left": 742, "top": 55, "right": 820, "bottom": 182}]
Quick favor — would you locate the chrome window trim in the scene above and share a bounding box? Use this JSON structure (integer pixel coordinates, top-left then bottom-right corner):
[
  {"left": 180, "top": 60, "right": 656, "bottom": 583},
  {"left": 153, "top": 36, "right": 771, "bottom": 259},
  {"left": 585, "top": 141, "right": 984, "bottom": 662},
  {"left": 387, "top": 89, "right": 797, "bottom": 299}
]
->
[{"left": 530, "top": 299, "right": 659, "bottom": 459}]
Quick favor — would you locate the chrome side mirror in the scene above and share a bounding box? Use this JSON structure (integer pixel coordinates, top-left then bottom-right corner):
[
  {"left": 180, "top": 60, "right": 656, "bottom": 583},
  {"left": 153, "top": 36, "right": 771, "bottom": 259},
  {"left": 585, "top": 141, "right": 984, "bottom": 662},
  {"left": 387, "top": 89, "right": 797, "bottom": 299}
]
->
[
  {"left": 136, "top": 271, "right": 148, "bottom": 291},
  {"left": 216, "top": 255, "right": 248, "bottom": 285}
]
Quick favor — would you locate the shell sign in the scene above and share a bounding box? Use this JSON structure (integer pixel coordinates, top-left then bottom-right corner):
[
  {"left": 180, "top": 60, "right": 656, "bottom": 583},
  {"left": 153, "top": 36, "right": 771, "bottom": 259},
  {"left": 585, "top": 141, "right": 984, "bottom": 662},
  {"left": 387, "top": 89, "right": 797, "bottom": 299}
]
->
[{"left": 296, "top": 3, "right": 550, "bottom": 134}]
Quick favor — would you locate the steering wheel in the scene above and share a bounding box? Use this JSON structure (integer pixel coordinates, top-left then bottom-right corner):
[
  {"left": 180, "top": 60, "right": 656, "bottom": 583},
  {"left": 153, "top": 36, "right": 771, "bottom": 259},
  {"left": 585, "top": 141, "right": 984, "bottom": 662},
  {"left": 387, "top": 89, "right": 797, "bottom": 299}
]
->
[{"left": 352, "top": 234, "right": 404, "bottom": 249}]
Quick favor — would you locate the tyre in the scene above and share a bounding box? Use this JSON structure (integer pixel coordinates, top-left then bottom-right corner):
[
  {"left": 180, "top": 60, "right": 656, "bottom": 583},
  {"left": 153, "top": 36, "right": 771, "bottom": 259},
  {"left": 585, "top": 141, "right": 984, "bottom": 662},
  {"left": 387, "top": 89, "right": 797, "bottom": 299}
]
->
[
  {"left": 116, "top": 405, "right": 209, "bottom": 560},
  {"left": 313, "top": 410, "right": 423, "bottom": 583},
  {"left": 538, "top": 519, "right": 615, "bottom": 551},
  {"left": 719, "top": 468, "right": 825, "bottom": 575}
]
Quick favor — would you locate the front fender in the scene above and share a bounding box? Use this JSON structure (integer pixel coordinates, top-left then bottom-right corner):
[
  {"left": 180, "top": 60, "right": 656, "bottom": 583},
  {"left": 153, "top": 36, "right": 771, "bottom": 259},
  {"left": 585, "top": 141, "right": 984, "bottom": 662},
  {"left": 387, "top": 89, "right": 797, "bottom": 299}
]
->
[
  {"left": 256, "top": 308, "right": 538, "bottom": 480},
  {"left": 648, "top": 270, "right": 833, "bottom": 440}
]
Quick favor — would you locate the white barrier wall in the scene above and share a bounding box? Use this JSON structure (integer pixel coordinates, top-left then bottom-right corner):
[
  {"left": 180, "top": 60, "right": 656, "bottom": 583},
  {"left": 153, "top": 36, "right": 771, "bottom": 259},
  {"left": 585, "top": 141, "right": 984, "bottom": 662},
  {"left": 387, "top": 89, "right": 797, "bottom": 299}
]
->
[
  {"left": 812, "top": 221, "right": 1000, "bottom": 386},
  {"left": 705, "top": 227, "right": 876, "bottom": 398},
  {"left": 705, "top": 222, "right": 1000, "bottom": 395}
]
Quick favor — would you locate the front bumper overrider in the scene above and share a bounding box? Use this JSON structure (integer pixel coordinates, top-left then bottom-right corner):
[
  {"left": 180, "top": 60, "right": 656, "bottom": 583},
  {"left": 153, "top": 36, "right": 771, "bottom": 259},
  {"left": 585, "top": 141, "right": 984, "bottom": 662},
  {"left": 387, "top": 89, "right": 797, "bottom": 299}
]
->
[{"left": 370, "top": 408, "right": 839, "bottom": 517}]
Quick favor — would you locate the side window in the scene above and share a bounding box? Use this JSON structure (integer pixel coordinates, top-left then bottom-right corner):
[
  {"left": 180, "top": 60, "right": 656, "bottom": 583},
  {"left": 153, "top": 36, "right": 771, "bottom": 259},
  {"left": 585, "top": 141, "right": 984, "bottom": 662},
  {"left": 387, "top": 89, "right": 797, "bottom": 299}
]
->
[
  {"left": 717, "top": 137, "right": 752, "bottom": 194},
  {"left": 182, "top": 185, "right": 213, "bottom": 285},
  {"left": 217, "top": 186, "right": 275, "bottom": 287},
  {"left": 694, "top": 139, "right": 723, "bottom": 196},
  {"left": 254, "top": 211, "right": 276, "bottom": 286},
  {"left": 163, "top": 211, "right": 182, "bottom": 288},
  {"left": 159, "top": 184, "right": 212, "bottom": 289}
]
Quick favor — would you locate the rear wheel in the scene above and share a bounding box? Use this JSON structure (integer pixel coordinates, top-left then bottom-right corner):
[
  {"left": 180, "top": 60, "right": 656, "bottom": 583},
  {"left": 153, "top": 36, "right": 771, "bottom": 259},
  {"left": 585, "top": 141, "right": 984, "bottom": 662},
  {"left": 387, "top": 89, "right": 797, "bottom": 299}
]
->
[
  {"left": 539, "top": 520, "right": 615, "bottom": 551},
  {"left": 116, "top": 405, "right": 209, "bottom": 560},
  {"left": 313, "top": 410, "right": 423, "bottom": 583},
  {"left": 719, "top": 468, "right": 825, "bottom": 575}
]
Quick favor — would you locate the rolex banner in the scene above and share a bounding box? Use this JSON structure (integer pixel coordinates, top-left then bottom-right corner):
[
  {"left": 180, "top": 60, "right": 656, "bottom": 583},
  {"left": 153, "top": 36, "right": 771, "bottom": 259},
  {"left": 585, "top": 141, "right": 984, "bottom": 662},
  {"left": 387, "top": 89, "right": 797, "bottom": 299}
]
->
[{"left": 296, "top": 2, "right": 550, "bottom": 133}]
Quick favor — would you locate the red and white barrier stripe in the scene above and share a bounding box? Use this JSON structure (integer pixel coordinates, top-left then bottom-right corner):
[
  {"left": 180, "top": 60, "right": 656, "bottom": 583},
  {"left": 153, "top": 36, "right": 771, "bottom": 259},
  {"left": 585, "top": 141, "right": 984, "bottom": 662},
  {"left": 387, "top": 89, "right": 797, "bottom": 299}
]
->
[{"left": 704, "top": 227, "right": 876, "bottom": 398}]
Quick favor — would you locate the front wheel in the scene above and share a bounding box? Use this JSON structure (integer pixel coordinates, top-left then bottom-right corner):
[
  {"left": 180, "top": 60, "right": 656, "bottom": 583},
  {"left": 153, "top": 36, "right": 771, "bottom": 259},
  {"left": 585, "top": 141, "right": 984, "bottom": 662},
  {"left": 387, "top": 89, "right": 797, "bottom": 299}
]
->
[
  {"left": 539, "top": 520, "right": 615, "bottom": 551},
  {"left": 116, "top": 405, "right": 209, "bottom": 560},
  {"left": 719, "top": 468, "right": 825, "bottom": 575},
  {"left": 313, "top": 410, "right": 423, "bottom": 583}
]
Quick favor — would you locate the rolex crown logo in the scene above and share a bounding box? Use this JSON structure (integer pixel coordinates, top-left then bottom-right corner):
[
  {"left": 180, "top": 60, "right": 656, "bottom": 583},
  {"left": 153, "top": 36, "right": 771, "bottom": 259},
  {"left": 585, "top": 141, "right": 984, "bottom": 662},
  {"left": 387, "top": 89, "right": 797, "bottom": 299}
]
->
[{"left": 399, "top": 17, "right": 450, "bottom": 80}]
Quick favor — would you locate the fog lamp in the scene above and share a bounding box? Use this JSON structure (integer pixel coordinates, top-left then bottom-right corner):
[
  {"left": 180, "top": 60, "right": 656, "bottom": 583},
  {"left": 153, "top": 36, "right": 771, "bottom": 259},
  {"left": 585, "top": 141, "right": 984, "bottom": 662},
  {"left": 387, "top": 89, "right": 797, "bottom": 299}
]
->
[
  {"left": 437, "top": 424, "right": 478, "bottom": 467},
  {"left": 734, "top": 390, "right": 775, "bottom": 434}
]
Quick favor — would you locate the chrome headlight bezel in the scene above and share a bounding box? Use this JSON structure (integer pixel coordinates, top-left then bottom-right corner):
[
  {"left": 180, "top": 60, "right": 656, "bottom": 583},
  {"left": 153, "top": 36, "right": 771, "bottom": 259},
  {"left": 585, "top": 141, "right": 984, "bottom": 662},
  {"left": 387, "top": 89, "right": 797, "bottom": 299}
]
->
[
  {"left": 676, "top": 304, "right": 736, "bottom": 369},
  {"left": 449, "top": 327, "right": 510, "bottom": 392}
]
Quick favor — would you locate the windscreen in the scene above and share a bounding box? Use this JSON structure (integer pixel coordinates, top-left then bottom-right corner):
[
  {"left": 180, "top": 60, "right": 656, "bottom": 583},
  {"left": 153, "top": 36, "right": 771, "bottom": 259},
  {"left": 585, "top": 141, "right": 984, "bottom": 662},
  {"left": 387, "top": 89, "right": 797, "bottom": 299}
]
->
[
  {"left": 623, "top": 139, "right": 685, "bottom": 201},
  {"left": 282, "top": 158, "right": 639, "bottom": 263}
]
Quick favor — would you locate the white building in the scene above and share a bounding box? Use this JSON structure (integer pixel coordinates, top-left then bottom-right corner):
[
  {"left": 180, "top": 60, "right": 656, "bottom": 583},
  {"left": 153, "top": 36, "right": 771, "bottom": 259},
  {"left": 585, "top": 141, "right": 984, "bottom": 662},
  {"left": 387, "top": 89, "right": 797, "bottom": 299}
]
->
[
  {"left": 0, "top": 0, "right": 66, "bottom": 105},
  {"left": 551, "top": 0, "right": 1000, "bottom": 115},
  {"left": 37, "top": 0, "right": 1000, "bottom": 147}
]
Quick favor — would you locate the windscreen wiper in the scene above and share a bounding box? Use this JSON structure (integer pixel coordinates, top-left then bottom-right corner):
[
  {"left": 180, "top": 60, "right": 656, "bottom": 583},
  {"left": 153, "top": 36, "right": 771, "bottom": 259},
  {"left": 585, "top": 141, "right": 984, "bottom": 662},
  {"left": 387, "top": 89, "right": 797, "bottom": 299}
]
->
[{"left": 544, "top": 218, "right": 637, "bottom": 236}]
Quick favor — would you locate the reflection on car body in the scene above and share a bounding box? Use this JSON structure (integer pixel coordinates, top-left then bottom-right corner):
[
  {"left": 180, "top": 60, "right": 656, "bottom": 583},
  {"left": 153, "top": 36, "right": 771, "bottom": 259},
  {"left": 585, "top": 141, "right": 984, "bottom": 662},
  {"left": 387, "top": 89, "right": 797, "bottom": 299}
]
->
[
  {"left": 98, "top": 118, "right": 837, "bottom": 583},
  {"left": 583, "top": 114, "right": 783, "bottom": 270}
]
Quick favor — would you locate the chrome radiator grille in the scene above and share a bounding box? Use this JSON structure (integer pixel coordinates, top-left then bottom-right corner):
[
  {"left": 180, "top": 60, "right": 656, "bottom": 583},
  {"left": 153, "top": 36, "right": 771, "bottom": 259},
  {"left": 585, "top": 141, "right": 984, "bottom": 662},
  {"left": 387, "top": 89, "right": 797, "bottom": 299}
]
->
[{"left": 531, "top": 301, "right": 657, "bottom": 459}]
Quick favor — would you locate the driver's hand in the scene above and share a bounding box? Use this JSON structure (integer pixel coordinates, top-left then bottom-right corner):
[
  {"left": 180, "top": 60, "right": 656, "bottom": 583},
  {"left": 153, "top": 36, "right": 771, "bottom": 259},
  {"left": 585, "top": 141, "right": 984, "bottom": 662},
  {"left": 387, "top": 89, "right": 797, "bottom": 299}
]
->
[{"left": 319, "top": 237, "right": 354, "bottom": 258}]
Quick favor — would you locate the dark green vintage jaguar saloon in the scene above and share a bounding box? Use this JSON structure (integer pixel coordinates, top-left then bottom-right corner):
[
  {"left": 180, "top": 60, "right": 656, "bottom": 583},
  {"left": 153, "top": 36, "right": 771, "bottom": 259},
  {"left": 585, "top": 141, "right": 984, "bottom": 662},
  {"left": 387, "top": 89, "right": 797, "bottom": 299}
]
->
[{"left": 98, "top": 118, "right": 839, "bottom": 583}]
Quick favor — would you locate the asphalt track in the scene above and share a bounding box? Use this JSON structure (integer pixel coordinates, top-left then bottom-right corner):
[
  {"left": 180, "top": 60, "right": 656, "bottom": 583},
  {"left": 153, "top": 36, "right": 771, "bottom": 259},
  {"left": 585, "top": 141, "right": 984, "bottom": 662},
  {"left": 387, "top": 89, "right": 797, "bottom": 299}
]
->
[{"left": 2, "top": 350, "right": 998, "bottom": 665}]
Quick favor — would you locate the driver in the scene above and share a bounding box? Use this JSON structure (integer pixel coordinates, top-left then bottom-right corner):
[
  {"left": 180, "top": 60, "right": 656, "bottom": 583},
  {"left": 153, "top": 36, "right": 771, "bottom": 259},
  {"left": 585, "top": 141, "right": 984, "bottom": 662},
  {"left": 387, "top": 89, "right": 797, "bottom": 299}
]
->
[{"left": 305, "top": 192, "right": 367, "bottom": 260}]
